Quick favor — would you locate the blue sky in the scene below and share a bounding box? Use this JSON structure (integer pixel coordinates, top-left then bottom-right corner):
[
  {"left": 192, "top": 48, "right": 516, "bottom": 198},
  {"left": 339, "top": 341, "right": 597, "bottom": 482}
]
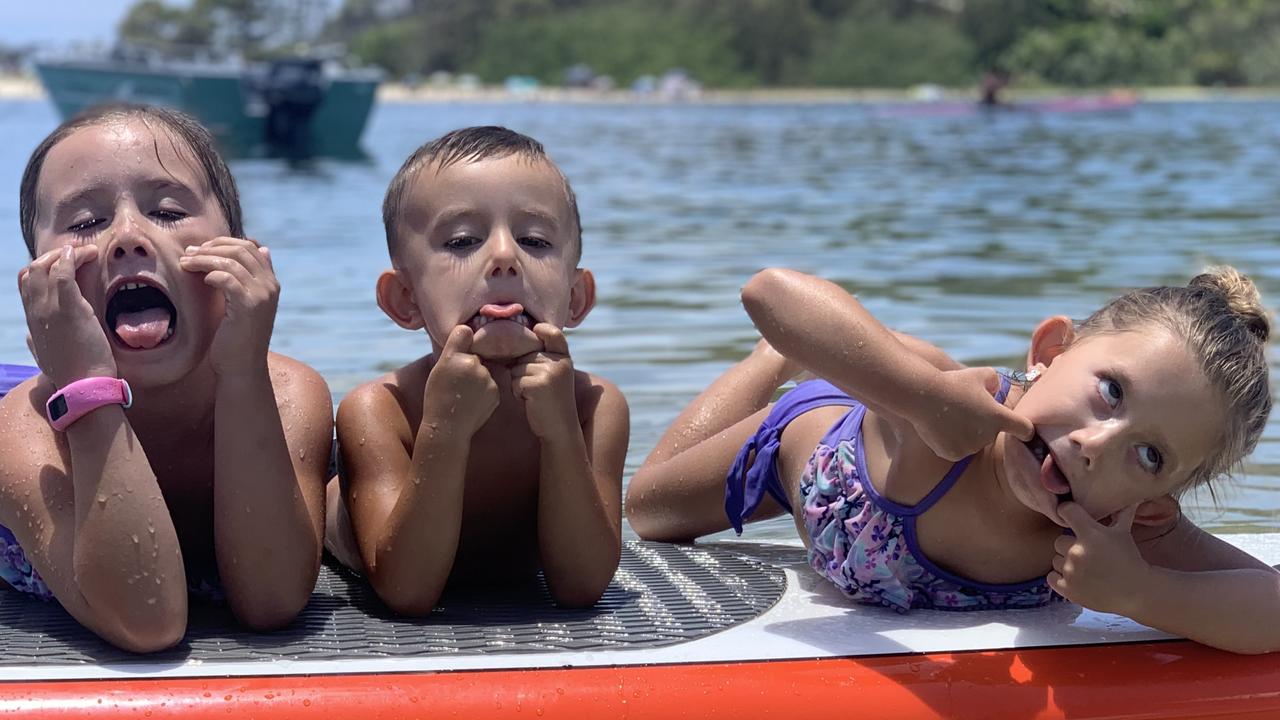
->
[{"left": 3, "top": 1, "right": 146, "bottom": 47}]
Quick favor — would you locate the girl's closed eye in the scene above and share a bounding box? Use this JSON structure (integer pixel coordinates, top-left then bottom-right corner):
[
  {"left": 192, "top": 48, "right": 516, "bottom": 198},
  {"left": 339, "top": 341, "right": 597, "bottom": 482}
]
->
[
  {"left": 150, "top": 205, "right": 189, "bottom": 224},
  {"left": 68, "top": 216, "right": 105, "bottom": 234}
]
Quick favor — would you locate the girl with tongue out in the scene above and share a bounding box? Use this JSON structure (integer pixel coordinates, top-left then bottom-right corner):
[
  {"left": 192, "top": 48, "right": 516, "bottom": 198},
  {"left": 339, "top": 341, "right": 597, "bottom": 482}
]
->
[
  {"left": 0, "top": 105, "right": 335, "bottom": 653},
  {"left": 627, "top": 266, "right": 1280, "bottom": 654}
]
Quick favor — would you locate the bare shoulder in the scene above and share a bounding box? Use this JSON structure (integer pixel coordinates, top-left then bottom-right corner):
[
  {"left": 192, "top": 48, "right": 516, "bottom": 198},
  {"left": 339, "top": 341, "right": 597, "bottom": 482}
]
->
[
  {"left": 265, "top": 353, "right": 333, "bottom": 443},
  {"left": 574, "top": 370, "right": 629, "bottom": 427},
  {"left": 335, "top": 357, "right": 436, "bottom": 470},
  {"left": 337, "top": 357, "right": 430, "bottom": 430}
]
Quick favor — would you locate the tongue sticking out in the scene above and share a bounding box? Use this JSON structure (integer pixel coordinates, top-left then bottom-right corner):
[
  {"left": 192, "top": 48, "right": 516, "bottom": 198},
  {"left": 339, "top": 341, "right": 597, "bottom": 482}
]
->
[
  {"left": 1039, "top": 454, "right": 1071, "bottom": 496},
  {"left": 115, "top": 308, "right": 171, "bottom": 349},
  {"left": 479, "top": 303, "right": 525, "bottom": 320}
]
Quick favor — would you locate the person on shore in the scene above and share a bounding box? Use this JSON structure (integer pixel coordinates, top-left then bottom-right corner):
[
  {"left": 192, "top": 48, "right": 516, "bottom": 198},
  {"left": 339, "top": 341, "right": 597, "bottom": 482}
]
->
[
  {"left": 0, "top": 104, "right": 334, "bottom": 652},
  {"left": 325, "top": 126, "right": 629, "bottom": 613},
  {"left": 627, "top": 266, "right": 1280, "bottom": 654}
]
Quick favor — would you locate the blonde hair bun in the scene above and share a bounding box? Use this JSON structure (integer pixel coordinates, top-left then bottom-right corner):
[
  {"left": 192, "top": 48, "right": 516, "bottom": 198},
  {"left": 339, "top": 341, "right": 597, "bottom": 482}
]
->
[{"left": 1191, "top": 266, "right": 1270, "bottom": 344}]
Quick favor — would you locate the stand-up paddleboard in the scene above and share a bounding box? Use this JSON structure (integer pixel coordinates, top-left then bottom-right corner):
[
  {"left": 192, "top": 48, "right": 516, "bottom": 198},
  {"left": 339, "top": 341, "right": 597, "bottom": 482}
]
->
[
  {"left": 1, "top": 362, "right": 1277, "bottom": 719},
  {"left": 1, "top": 535, "right": 1278, "bottom": 719}
]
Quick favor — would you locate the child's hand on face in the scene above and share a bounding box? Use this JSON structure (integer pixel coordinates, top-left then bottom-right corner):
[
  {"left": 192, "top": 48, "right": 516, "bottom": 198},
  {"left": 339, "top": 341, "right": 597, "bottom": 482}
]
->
[
  {"left": 179, "top": 237, "right": 279, "bottom": 377},
  {"left": 19, "top": 244, "right": 116, "bottom": 386},
  {"left": 510, "top": 324, "right": 578, "bottom": 440},
  {"left": 1049, "top": 502, "right": 1149, "bottom": 615},
  {"left": 425, "top": 325, "right": 501, "bottom": 435},
  {"left": 917, "top": 367, "right": 1035, "bottom": 461}
]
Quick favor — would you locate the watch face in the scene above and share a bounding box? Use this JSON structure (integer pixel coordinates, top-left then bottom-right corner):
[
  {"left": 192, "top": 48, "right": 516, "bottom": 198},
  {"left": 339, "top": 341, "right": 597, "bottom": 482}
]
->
[{"left": 49, "top": 395, "right": 68, "bottom": 422}]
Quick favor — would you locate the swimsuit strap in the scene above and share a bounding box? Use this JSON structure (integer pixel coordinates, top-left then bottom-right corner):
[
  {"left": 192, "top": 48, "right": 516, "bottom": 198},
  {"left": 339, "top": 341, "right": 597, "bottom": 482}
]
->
[
  {"left": 725, "top": 380, "right": 860, "bottom": 534},
  {"left": 912, "top": 373, "right": 1013, "bottom": 513}
]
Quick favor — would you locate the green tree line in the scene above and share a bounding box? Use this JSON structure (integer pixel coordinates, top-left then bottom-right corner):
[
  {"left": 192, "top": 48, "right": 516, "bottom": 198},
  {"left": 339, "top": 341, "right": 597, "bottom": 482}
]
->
[{"left": 120, "top": 0, "right": 1280, "bottom": 87}]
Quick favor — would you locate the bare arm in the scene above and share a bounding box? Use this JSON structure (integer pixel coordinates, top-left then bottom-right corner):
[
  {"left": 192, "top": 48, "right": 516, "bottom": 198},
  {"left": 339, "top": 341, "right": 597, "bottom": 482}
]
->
[
  {"left": 343, "top": 328, "right": 500, "bottom": 615},
  {"left": 741, "top": 269, "right": 1031, "bottom": 459},
  {"left": 511, "top": 326, "right": 625, "bottom": 607},
  {"left": 535, "top": 374, "right": 628, "bottom": 607},
  {"left": 179, "top": 239, "right": 331, "bottom": 629},
  {"left": 0, "top": 382, "right": 187, "bottom": 652},
  {"left": 1134, "top": 516, "right": 1280, "bottom": 654},
  {"left": 892, "top": 332, "right": 965, "bottom": 372},
  {"left": 8, "top": 244, "right": 185, "bottom": 652},
  {"left": 214, "top": 356, "right": 332, "bottom": 629},
  {"left": 1053, "top": 503, "right": 1280, "bottom": 654}
]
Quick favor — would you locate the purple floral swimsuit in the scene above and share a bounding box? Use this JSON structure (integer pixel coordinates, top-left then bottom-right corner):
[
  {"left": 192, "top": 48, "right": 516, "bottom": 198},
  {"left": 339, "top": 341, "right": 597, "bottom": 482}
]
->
[{"left": 727, "top": 377, "right": 1057, "bottom": 613}]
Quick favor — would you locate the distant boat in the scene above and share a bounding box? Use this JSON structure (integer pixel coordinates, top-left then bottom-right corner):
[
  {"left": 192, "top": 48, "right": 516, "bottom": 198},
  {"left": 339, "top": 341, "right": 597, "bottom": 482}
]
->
[
  {"left": 33, "top": 50, "right": 381, "bottom": 158},
  {"left": 875, "top": 91, "right": 1140, "bottom": 119}
]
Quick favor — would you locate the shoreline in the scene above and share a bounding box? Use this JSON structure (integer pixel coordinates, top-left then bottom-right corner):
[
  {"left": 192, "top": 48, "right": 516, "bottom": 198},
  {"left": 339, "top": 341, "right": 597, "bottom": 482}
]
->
[{"left": 5, "top": 72, "right": 1280, "bottom": 105}]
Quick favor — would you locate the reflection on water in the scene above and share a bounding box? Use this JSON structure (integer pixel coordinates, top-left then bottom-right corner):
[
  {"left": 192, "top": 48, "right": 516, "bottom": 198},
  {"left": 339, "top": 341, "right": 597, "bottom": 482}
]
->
[{"left": 1, "top": 98, "right": 1278, "bottom": 538}]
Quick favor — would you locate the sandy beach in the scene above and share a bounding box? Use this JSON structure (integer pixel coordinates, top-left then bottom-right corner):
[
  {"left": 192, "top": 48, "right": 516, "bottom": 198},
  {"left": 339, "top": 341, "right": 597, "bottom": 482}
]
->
[{"left": 3, "top": 71, "right": 1277, "bottom": 106}]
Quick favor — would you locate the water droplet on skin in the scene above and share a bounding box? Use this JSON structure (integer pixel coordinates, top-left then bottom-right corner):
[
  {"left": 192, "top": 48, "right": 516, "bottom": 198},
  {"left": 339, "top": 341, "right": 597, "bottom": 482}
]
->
[
  {"left": 132, "top": 534, "right": 139, "bottom": 544},
  {"left": 412, "top": 478, "right": 421, "bottom": 485},
  {"left": 146, "top": 597, "right": 156, "bottom": 605},
  {"left": 298, "top": 448, "right": 306, "bottom": 460},
  {"left": 21, "top": 503, "right": 27, "bottom": 511},
  {"left": 358, "top": 437, "right": 365, "bottom": 445},
  {"left": 96, "top": 494, "right": 107, "bottom": 505}
]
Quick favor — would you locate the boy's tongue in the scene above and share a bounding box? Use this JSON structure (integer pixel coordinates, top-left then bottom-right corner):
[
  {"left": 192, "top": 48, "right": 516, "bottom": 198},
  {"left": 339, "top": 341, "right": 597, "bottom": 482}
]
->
[
  {"left": 115, "top": 308, "right": 170, "bottom": 349},
  {"left": 479, "top": 303, "right": 524, "bottom": 320}
]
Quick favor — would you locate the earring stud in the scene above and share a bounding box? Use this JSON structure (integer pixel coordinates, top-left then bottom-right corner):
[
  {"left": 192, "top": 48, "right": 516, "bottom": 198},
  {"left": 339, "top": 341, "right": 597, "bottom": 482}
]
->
[{"left": 1025, "top": 367, "right": 1042, "bottom": 382}]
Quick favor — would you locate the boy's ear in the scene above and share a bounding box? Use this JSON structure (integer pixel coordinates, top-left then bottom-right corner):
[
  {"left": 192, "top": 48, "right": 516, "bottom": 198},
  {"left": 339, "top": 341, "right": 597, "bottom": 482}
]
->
[
  {"left": 565, "top": 268, "right": 596, "bottom": 329},
  {"left": 1028, "top": 315, "right": 1075, "bottom": 371},
  {"left": 375, "top": 270, "right": 424, "bottom": 330},
  {"left": 1132, "top": 494, "right": 1180, "bottom": 528}
]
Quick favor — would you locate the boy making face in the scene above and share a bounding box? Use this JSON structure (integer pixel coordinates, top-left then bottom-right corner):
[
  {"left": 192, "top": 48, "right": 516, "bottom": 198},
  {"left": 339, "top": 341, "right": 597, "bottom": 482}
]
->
[{"left": 326, "top": 127, "right": 629, "bottom": 613}]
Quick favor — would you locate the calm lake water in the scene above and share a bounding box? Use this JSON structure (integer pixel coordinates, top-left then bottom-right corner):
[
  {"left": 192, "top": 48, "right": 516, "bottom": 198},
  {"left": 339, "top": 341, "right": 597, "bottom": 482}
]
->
[{"left": 2, "top": 97, "right": 1279, "bottom": 539}]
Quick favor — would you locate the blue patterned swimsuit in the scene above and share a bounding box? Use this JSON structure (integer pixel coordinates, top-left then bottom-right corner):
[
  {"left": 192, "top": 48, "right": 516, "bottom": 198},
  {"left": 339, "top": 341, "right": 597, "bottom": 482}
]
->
[{"left": 726, "top": 377, "right": 1057, "bottom": 612}]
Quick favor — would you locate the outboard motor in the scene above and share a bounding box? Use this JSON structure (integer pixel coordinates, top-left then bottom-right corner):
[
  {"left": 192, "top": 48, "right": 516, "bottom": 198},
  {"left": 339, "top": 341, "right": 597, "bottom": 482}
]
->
[{"left": 262, "top": 59, "right": 325, "bottom": 156}]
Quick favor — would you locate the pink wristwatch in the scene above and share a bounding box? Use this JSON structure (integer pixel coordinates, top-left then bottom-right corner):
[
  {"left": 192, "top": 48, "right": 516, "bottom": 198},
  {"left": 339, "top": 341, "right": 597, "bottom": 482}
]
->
[{"left": 45, "top": 377, "right": 132, "bottom": 432}]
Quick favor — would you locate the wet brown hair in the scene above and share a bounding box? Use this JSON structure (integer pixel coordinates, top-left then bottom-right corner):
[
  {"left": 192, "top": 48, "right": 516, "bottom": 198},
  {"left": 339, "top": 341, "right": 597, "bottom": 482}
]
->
[
  {"left": 1076, "top": 266, "right": 1271, "bottom": 493},
  {"left": 19, "top": 103, "right": 243, "bottom": 257},
  {"left": 381, "top": 125, "right": 582, "bottom": 262}
]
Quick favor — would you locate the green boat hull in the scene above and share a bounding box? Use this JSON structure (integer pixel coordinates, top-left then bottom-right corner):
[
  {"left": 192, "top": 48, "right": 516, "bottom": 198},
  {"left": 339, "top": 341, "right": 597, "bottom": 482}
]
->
[{"left": 35, "top": 60, "right": 378, "bottom": 158}]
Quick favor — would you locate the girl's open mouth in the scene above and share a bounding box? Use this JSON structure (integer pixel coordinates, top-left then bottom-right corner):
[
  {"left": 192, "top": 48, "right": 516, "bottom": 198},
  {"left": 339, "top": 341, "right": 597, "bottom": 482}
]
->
[
  {"left": 105, "top": 280, "right": 177, "bottom": 350},
  {"left": 1025, "top": 434, "right": 1073, "bottom": 503}
]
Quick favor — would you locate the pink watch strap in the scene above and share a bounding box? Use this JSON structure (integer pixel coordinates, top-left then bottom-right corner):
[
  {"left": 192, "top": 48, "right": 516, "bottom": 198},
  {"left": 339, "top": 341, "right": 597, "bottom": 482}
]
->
[{"left": 46, "top": 377, "right": 132, "bottom": 432}]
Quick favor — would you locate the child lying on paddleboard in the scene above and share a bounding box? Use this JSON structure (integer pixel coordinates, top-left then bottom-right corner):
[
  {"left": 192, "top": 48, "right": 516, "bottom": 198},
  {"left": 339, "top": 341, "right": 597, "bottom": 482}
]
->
[
  {"left": 325, "top": 126, "right": 629, "bottom": 613},
  {"left": 627, "top": 266, "right": 1279, "bottom": 654},
  {"left": 0, "top": 105, "right": 334, "bottom": 652}
]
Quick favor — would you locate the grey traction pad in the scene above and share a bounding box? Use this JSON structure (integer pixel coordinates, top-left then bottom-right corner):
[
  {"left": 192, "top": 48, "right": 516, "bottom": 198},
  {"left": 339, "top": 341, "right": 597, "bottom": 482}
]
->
[{"left": 0, "top": 541, "right": 787, "bottom": 666}]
